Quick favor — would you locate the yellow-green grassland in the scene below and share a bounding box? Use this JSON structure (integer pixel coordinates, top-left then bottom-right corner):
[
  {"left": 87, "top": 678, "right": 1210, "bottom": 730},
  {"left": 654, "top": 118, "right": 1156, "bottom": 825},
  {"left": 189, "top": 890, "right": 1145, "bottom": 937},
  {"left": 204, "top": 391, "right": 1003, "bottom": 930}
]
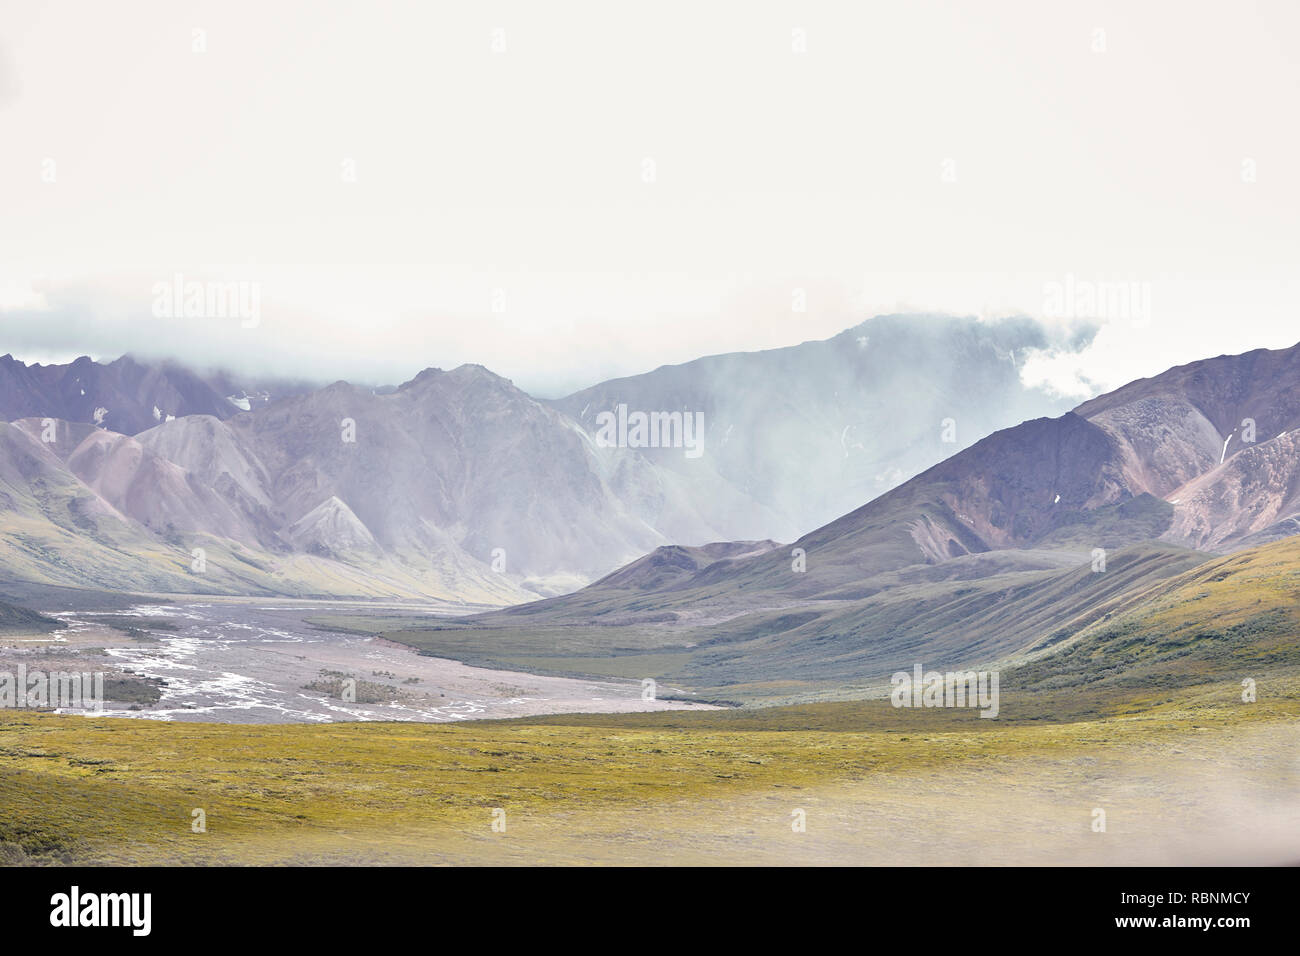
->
[{"left": 3, "top": 535, "right": 1299, "bottom": 866}]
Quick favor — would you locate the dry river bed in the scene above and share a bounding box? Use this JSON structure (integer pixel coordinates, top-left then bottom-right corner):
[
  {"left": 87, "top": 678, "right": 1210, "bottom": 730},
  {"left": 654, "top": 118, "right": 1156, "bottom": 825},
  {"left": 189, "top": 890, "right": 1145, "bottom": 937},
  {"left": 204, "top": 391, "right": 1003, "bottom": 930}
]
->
[{"left": 0, "top": 600, "right": 714, "bottom": 723}]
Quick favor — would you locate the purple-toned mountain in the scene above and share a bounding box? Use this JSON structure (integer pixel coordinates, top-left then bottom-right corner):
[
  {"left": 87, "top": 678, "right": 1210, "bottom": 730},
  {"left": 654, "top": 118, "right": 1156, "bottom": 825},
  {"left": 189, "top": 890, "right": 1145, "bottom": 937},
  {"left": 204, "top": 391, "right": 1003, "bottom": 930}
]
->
[
  {"left": 0, "top": 353, "right": 311, "bottom": 436},
  {"left": 812, "top": 341, "right": 1300, "bottom": 576},
  {"left": 0, "top": 316, "right": 1093, "bottom": 599}
]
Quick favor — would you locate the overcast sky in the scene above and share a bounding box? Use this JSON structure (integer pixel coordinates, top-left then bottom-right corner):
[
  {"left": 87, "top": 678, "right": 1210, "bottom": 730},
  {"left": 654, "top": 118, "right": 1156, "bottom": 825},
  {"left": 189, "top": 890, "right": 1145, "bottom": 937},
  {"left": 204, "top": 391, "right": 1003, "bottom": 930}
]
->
[{"left": 2, "top": 0, "right": 1298, "bottom": 397}]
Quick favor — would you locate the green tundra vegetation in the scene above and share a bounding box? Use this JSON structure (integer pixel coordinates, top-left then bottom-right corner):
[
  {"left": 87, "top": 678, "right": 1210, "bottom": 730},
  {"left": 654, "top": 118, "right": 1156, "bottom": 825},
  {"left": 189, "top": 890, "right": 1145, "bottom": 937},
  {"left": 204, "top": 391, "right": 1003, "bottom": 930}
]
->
[
  {"left": 1, "top": 668, "right": 1296, "bottom": 865},
  {"left": 2, "top": 536, "right": 1297, "bottom": 865}
]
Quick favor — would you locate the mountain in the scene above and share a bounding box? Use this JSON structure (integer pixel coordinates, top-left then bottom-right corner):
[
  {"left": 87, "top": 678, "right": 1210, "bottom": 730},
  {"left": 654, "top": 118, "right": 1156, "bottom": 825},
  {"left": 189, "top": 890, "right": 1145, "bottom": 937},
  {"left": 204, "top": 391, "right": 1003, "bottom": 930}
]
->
[
  {"left": 1073, "top": 344, "right": 1300, "bottom": 547},
  {"left": 550, "top": 313, "right": 1092, "bottom": 541},
  {"left": 0, "top": 417, "right": 527, "bottom": 604},
  {"left": 0, "top": 315, "right": 1093, "bottom": 599},
  {"left": 175, "top": 365, "right": 667, "bottom": 588},
  {"left": 0, "top": 366, "right": 667, "bottom": 600},
  {"left": 62, "top": 428, "right": 265, "bottom": 546},
  {"left": 0, "top": 353, "right": 313, "bottom": 436}
]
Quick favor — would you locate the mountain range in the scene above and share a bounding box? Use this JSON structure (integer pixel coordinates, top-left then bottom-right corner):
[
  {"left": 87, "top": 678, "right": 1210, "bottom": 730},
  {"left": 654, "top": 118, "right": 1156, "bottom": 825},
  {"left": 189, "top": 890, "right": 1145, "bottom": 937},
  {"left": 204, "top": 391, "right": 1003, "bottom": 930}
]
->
[
  {"left": 0, "top": 315, "right": 1089, "bottom": 601},
  {"left": 380, "top": 338, "right": 1300, "bottom": 702},
  {"left": 3, "top": 318, "right": 1299, "bottom": 707}
]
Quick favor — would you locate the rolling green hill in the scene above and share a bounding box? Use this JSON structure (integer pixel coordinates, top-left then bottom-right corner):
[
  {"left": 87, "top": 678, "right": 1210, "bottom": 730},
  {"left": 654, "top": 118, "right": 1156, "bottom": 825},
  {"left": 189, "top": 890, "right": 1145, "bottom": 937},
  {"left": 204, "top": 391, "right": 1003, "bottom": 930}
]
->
[
  {"left": 1009, "top": 533, "right": 1300, "bottom": 693},
  {"left": 372, "top": 542, "right": 1211, "bottom": 703}
]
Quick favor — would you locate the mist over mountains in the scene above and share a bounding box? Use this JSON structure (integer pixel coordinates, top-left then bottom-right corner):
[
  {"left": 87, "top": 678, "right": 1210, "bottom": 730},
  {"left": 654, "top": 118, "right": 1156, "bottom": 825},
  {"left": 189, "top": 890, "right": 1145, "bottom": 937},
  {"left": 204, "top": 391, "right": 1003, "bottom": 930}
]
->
[
  {"left": 0, "top": 314, "right": 1091, "bottom": 600},
  {"left": 552, "top": 314, "right": 1097, "bottom": 540},
  {"left": 450, "top": 338, "right": 1300, "bottom": 700},
  {"left": 602, "top": 337, "right": 1300, "bottom": 601}
]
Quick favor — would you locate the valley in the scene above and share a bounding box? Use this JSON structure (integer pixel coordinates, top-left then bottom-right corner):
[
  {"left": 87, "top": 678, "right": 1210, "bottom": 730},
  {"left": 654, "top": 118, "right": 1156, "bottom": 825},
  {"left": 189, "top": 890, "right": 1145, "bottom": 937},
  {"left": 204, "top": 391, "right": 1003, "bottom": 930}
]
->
[
  {"left": 2, "top": 329, "right": 1299, "bottom": 868},
  {"left": 0, "top": 599, "right": 714, "bottom": 724}
]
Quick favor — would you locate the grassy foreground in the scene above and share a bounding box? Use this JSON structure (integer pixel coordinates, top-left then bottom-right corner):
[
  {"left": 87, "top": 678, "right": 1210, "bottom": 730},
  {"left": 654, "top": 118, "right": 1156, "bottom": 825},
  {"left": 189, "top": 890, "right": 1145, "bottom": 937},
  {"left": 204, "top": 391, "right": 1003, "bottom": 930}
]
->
[
  {"left": 2, "top": 671, "right": 1297, "bottom": 866},
  {"left": 5, "top": 536, "right": 1299, "bottom": 865}
]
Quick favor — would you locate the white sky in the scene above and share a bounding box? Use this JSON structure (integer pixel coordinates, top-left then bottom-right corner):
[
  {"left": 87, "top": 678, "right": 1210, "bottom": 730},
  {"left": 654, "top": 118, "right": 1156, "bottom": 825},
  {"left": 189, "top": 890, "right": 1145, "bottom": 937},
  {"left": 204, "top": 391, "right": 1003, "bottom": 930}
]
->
[{"left": 1, "top": 0, "right": 1298, "bottom": 397}]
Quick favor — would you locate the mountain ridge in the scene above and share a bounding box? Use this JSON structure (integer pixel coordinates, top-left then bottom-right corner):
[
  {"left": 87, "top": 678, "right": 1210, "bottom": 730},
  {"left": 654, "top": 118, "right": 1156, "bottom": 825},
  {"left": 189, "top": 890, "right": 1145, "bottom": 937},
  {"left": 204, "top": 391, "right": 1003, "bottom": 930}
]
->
[{"left": 0, "top": 315, "right": 1091, "bottom": 599}]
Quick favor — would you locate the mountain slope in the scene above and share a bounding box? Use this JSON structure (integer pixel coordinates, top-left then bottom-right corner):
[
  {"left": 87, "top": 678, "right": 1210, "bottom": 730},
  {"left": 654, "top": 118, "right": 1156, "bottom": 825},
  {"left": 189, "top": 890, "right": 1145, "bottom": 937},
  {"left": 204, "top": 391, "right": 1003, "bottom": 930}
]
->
[
  {"left": 0, "top": 419, "right": 526, "bottom": 603},
  {"left": 1073, "top": 344, "right": 1300, "bottom": 550},
  {"left": 1163, "top": 431, "right": 1300, "bottom": 549},
  {"left": 551, "top": 313, "right": 1092, "bottom": 540},
  {"left": 1009, "top": 534, "right": 1300, "bottom": 692},
  {"left": 379, "top": 542, "right": 1210, "bottom": 702},
  {"left": 219, "top": 365, "right": 666, "bottom": 588}
]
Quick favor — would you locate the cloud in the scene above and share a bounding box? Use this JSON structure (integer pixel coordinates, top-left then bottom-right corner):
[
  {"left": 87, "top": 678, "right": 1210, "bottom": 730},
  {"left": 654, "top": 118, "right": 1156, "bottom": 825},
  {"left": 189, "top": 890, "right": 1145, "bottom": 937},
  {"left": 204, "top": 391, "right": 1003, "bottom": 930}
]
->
[
  {"left": 1018, "top": 347, "right": 1104, "bottom": 399},
  {"left": 3, "top": 270, "right": 1297, "bottom": 404},
  {"left": 0, "top": 271, "right": 848, "bottom": 395}
]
